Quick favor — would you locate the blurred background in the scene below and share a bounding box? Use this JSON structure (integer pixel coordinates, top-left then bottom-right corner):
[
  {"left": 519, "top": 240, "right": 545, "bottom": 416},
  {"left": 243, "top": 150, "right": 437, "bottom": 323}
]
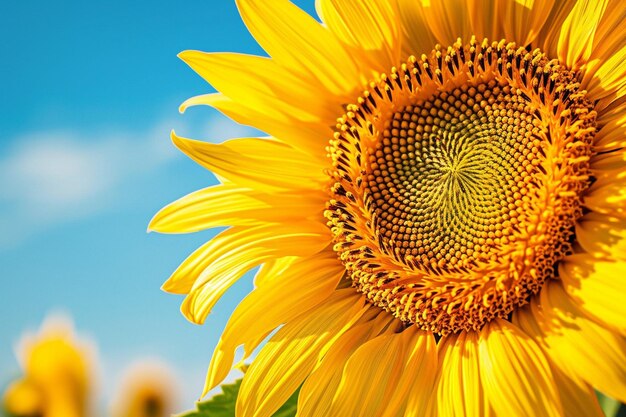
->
[{"left": 0, "top": 0, "right": 315, "bottom": 414}]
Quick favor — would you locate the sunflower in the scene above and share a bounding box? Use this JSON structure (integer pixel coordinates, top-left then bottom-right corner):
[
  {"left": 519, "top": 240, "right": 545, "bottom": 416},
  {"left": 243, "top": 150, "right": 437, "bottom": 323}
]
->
[
  {"left": 110, "top": 361, "right": 179, "bottom": 417},
  {"left": 150, "top": 0, "right": 626, "bottom": 416},
  {"left": 3, "top": 316, "right": 93, "bottom": 417}
]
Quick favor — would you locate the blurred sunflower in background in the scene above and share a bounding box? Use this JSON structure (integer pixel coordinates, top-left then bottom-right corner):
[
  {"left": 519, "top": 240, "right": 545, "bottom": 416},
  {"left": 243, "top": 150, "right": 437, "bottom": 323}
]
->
[
  {"left": 150, "top": 0, "right": 626, "bottom": 416},
  {"left": 109, "top": 361, "right": 179, "bottom": 417},
  {"left": 2, "top": 316, "right": 94, "bottom": 417},
  {"left": 2, "top": 319, "right": 180, "bottom": 417}
]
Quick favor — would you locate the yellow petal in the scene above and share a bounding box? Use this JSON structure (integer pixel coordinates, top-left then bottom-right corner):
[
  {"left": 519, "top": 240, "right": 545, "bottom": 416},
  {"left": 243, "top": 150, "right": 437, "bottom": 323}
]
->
[
  {"left": 395, "top": 0, "right": 438, "bottom": 58},
  {"left": 585, "top": 43, "right": 626, "bottom": 101},
  {"left": 504, "top": 0, "right": 557, "bottom": 46},
  {"left": 250, "top": 256, "right": 297, "bottom": 287},
  {"left": 592, "top": 0, "right": 626, "bottom": 56},
  {"left": 591, "top": 0, "right": 626, "bottom": 56},
  {"left": 178, "top": 51, "right": 337, "bottom": 123},
  {"left": 575, "top": 212, "right": 626, "bottom": 260},
  {"left": 556, "top": 0, "right": 609, "bottom": 70},
  {"left": 235, "top": 0, "right": 361, "bottom": 96},
  {"left": 584, "top": 177, "right": 626, "bottom": 218},
  {"left": 593, "top": 108, "right": 626, "bottom": 152},
  {"left": 516, "top": 281, "right": 626, "bottom": 403},
  {"left": 236, "top": 289, "right": 366, "bottom": 417},
  {"left": 591, "top": 148, "right": 626, "bottom": 176},
  {"left": 582, "top": 0, "right": 626, "bottom": 98},
  {"left": 535, "top": 0, "right": 578, "bottom": 58},
  {"left": 560, "top": 255, "right": 626, "bottom": 335},
  {"left": 465, "top": 0, "right": 505, "bottom": 42},
  {"left": 467, "top": 0, "right": 557, "bottom": 46},
  {"left": 148, "top": 184, "right": 325, "bottom": 235},
  {"left": 178, "top": 224, "right": 330, "bottom": 323},
  {"left": 149, "top": 185, "right": 264, "bottom": 234},
  {"left": 592, "top": 111, "right": 626, "bottom": 152},
  {"left": 171, "top": 133, "right": 325, "bottom": 191},
  {"left": 551, "top": 361, "right": 605, "bottom": 417},
  {"left": 419, "top": 0, "right": 471, "bottom": 47},
  {"left": 316, "top": 0, "right": 401, "bottom": 74},
  {"left": 178, "top": 93, "right": 330, "bottom": 158},
  {"left": 297, "top": 311, "right": 391, "bottom": 417},
  {"left": 479, "top": 319, "right": 562, "bottom": 417},
  {"left": 159, "top": 239, "right": 217, "bottom": 295},
  {"left": 430, "top": 332, "right": 491, "bottom": 417},
  {"left": 327, "top": 326, "right": 436, "bottom": 417},
  {"left": 391, "top": 330, "right": 438, "bottom": 417},
  {"left": 203, "top": 252, "right": 343, "bottom": 392}
]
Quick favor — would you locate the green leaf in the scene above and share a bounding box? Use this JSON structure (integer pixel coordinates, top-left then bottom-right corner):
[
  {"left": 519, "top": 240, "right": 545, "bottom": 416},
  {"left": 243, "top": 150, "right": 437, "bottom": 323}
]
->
[
  {"left": 175, "top": 379, "right": 299, "bottom": 417},
  {"left": 597, "top": 391, "right": 626, "bottom": 417}
]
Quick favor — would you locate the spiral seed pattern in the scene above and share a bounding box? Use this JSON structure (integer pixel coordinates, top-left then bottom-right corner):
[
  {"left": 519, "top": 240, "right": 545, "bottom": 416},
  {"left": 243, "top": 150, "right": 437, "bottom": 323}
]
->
[
  {"left": 369, "top": 81, "right": 542, "bottom": 271},
  {"left": 325, "top": 38, "right": 596, "bottom": 334}
]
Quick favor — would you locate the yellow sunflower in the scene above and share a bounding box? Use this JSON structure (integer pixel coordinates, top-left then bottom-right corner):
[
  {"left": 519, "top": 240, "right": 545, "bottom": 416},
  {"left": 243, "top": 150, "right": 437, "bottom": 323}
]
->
[
  {"left": 150, "top": 0, "right": 626, "bottom": 416},
  {"left": 3, "top": 316, "right": 93, "bottom": 417},
  {"left": 110, "top": 361, "right": 179, "bottom": 417}
]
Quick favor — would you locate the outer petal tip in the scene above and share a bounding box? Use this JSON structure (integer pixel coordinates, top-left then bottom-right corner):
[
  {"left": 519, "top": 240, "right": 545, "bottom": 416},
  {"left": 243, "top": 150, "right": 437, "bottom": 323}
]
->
[
  {"left": 177, "top": 50, "right": 197, "bottom": 64},
  {"left": 160, "top": 279, "right": 176, "bottom": 293},
  {"left": 170, "top": 130, "right": 189, "bottom": 152},
  {"left": 146, "top": 210, "right": 161, "bottom": 232}
]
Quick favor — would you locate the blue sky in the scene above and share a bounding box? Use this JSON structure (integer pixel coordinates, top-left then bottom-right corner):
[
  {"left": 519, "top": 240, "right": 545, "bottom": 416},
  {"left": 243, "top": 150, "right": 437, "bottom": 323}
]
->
[{"left": 1, "top": 0, "right": 315, "bottom": 411}]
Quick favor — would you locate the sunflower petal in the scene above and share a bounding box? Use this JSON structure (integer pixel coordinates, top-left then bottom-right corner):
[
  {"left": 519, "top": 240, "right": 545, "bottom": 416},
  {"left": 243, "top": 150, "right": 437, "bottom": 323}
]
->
[
  {"left": 316, "top": 0, "right": 401, "bottom": 73},
  {"left": 235, "top": 0, "right": 360, "bottom": 95},
  {"left": 395, "top": 331, "right": 438, "bottom": 417},
  {"left": 585, "top": 44, "right": 626, "bottom": 101},
  {"left": 584, "top": 177, "right": 626, "bottom": 218},
  {"left": 593, "top": 109, "right": 626, "bottom": 152},
  {"left": 297, "top": 311, "right": 390, "bottom": 417},
  {"left": 203, "top": 252, "right": 343, "bottom": 394},
  {"left": 591, "top": 147, "right": 626, "bottom": 174},
  {"left": 592, "top": 0, "right": 626, "bottom": 55},
  {"left": 148, "top": 184, "right": 325, "bottom": 234},
  {"left": 479, "top": 319, "right": 562, "bottom": 417},
  {"left": 516, "top": 281, "right": 626, "bottom": 403},
  {"left": 395, "top": 0, "right": 438, "bottom": 58},
  {"left": 178, "top": 93, "right": 330, "bottom": 158},
  {"left": 250, "top": 256, "right": 297, "bottom": 287},
  {"left": 560, "top": 255, "right": 626, "bottom": 335},
  {"left": 431, "top": 332, "right": 491, "bottom": 417},
  {"left": 149, "top": 185, "right": 263, "bottom": 234},
  {"left": 556, "top": 0, "right": 609, "bottom": 70},
  {"left": 464, "top": 0, "right": 505, "bottom": 42},
  {"left": 171, "top": 133, "right": 324, "bottom": 191},
  {"left": 467, "top": 0, "right": 556, "bottom": 46},
  {"left": 575, "top": 212, "right": 626, "bottom": 260},
  {"left": 178, "top": 51, "right": 338, "bottom": 123},
  {"left": 584, "top": 0, "right": 626, "bottom": 86},
  {"left": 419, "top": 0, "right": 471, "bottom": 47},
  {"left": 504, "top": 0, "right": 557, "bottom": 46},
  {"left": 178, "top": 225, "right": 329, "bottom": 324},
  {"left": 327, "top": 326, "right": 436, "bottom": 417},
  {"left": 551, "top": 361, "right": 605, "bottom": 417},
  {"left": 236, "top": 289, "right": 366, "bottom": 417},
  {"left": 535, "top": 0, "right": 578, "bottom": 58}
]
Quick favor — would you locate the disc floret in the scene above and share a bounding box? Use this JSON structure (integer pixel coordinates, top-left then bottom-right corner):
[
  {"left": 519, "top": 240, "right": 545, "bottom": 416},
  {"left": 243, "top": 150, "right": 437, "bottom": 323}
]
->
[{"left": 325, "top": 37, "right": 596, "bottom": 334}]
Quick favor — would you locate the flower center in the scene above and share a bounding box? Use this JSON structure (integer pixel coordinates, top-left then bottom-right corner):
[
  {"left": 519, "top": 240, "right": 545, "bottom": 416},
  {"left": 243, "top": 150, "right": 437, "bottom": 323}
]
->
[{"left": 325, "top": 38, "right": 596, "bottom": 335}]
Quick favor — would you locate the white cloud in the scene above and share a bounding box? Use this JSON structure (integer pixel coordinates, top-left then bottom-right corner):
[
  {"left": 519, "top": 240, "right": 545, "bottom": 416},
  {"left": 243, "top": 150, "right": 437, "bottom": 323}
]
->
[
  {"left": 0, "top": 111, "right": 259, "bottom": 249},
  {"left": 2, "top": 134, "right": 129, "bottom": 210}
]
